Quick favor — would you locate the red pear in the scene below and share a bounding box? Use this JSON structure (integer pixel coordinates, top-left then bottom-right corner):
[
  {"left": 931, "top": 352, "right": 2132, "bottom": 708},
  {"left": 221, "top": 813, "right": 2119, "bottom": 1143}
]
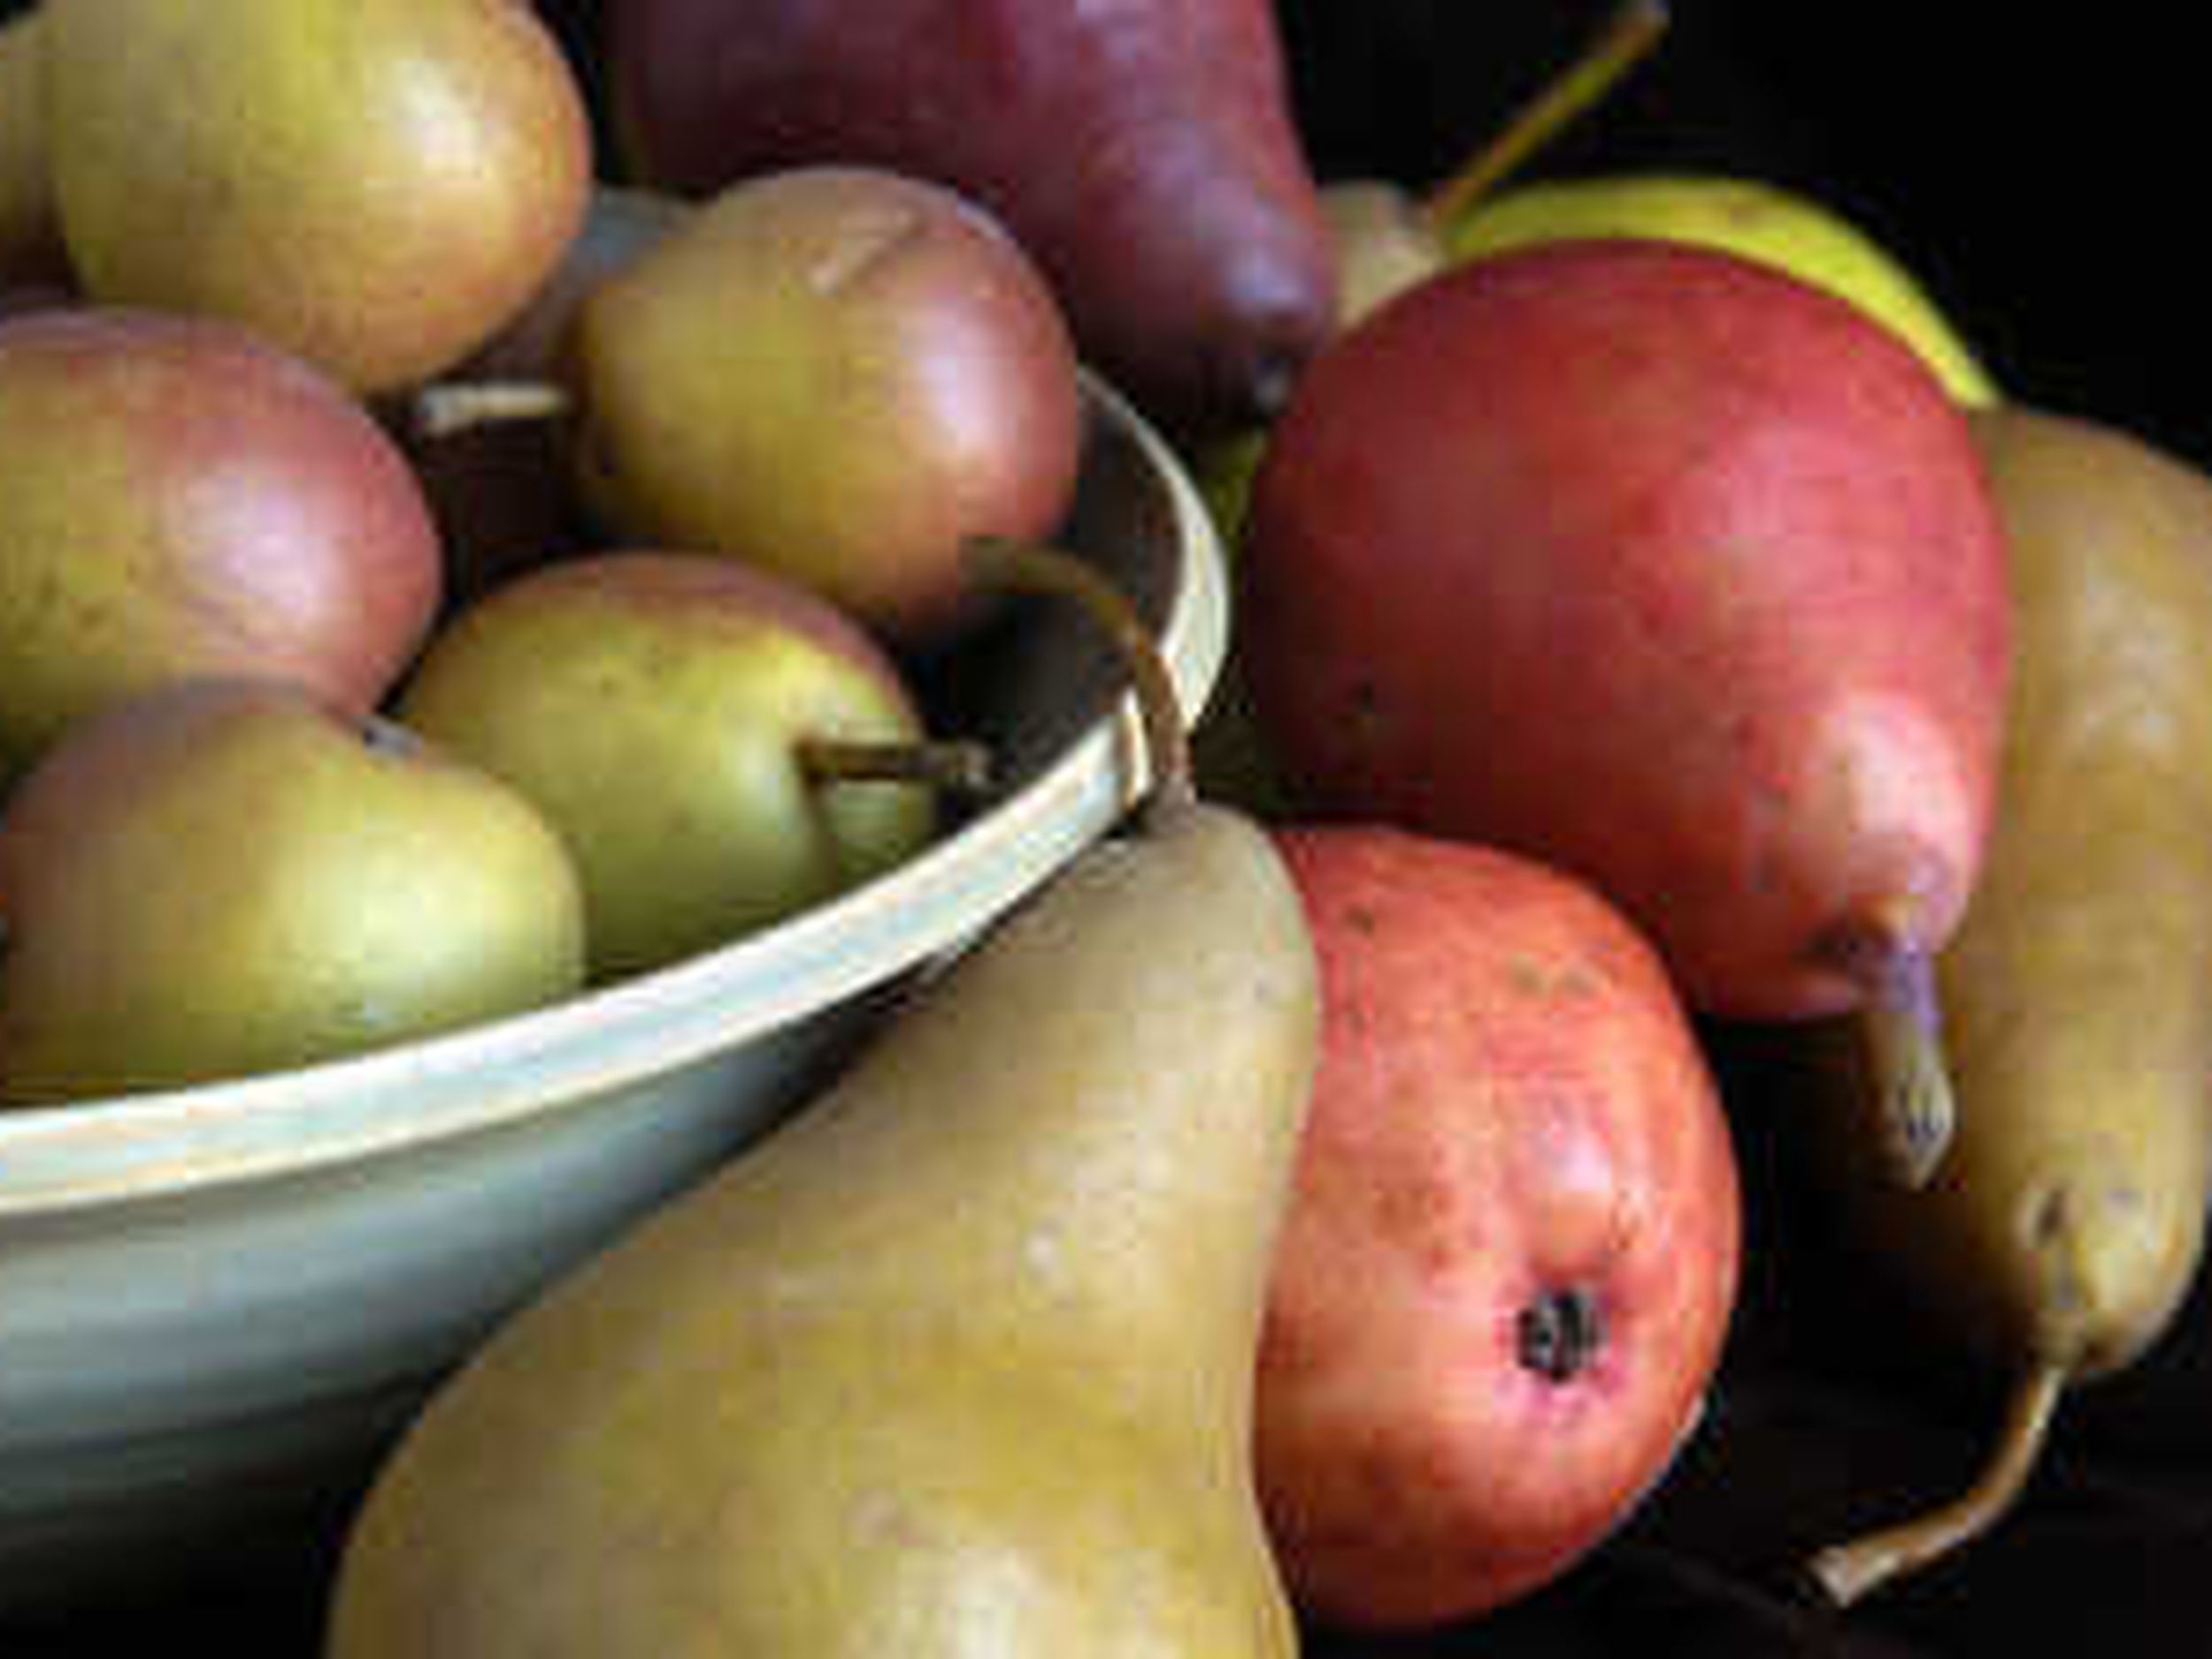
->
[
  {"left": 600, "top": 0, "right": 1337, "bottom": 438},
  {"left": 1242, "top": 241, "right": 2011, "bottom": 1040},
  {"left": 1256, "top": 825, "right": 1740, "bottom": 1629},
  {"left": 0, "top": 307, "right": 442, "bottom": 782}
]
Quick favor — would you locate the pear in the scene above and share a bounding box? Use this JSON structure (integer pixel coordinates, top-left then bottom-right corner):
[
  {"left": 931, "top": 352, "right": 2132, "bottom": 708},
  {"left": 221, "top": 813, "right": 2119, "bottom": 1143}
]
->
[
  {"left": 0, "top": 677, "right": 586, "bottom": 1105},
  {"left": 42, "top": 0, "right": 593, "bottom": 394},
  {"left": 1444, "top": 173, "right": 1998, "bottom": 407},
  {"left": 0, "top": 306, "right": 443, "bottom": 786},
  {"left": 1186, "top": 0, "right": 1669, "bottom": 819},
  {"left": 1244, "top": 240, "right": 2013, "bottom": 1182},
  {"left": 1798, "top": 405, "right": 2212, "bottom": 1604},
  {"left": 398, "top": 550, "right": 972, "bottom": 985},
  {"left": 419, "top": 165, "right": 1085, "bottom": 655},
  {"left": 0, "top": 11, "right": 66, "bottom": 288},
  {"left": 326, "top": 540, "right": 1321, "bottom": 1656}
]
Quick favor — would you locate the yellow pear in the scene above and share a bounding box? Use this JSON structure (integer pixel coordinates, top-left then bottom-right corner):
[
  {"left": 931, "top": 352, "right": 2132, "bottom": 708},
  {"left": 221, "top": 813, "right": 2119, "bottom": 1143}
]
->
[
  {"left": 43, "top": 0, "right": 593, "bottom": 393},
  {"left": 1801, "top": 404, "right": 2212, "bottom": 1603},
  {"left": 1444, "top": 173, "right": 1998, "bottom": 406}
]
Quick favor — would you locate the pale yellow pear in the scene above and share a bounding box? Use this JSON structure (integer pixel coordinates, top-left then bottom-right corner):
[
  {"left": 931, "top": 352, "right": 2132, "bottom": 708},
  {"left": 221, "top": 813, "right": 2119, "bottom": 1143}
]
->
[
  {"left": 1445, "top": 173, "right": 1999, "bottom": 406},
  {"left": 43, "top": 0, "right": 593, "bottom": 393},
  {"left": 1802, "top": 405, "right": 2212, "bottom": 1603}
]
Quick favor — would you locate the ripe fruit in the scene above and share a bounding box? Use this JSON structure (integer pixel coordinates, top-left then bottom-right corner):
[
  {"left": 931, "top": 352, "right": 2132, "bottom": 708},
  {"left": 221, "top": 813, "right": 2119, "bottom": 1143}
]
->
[
  {"left": 0, "top": 307, "right": 442, "bottom": 783},
  {"left": 44, "top": 0, "right": 594, "bottom": 393},
  {"left": 0, "top": 678, "right": 586, "bottom": 1105},
  {"left": 1241, "top": 241, "right": 2010, "bottom": 1179},
  {"left": 1256, "top": 825, "right": 1740, "bottom": 1629},
  {"left": 427, "top": 165, "right": 1084, "bottom": 654},
  {"left": 398, "top": 551, "right": 956, "bottom": 983}
]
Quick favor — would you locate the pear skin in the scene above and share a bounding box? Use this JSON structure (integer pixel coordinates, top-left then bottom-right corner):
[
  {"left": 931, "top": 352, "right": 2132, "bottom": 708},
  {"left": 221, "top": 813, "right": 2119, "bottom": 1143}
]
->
[
  {"left": 326, "top": 549, "right": 1321, "bottom": 1655},
  {"left": 400, "top": 551, "right": 945, "bottom": 984},
  {"left": 1804, "top": 404, "right": 2212, "bottom": 1603}
]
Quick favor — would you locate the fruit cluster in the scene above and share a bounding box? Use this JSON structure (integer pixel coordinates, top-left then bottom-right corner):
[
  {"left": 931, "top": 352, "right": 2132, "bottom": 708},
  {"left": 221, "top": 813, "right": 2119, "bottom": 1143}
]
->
[
  {"left": 8, "top": 1, "right": 2209, "bottom": 1650},
  {"left": 0, "top": 1, "right": 1095, "bottom": 1100}
]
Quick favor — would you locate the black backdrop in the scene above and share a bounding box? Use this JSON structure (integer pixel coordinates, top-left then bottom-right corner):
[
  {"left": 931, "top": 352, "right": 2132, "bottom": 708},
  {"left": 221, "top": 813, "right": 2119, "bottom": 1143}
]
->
[{"left": 8, "top": 5, "right": 2212, "bottom": 1656}]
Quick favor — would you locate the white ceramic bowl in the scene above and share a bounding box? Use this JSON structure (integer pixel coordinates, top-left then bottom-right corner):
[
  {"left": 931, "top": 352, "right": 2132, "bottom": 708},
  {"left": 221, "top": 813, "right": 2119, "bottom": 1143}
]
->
[{"left": 0, "top": 375, "right": 1228, "bottom": 1616}]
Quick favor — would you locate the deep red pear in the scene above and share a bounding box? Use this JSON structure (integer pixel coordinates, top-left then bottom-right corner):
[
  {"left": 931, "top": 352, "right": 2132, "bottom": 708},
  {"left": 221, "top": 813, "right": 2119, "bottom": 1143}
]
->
[
  {"left": 0, "top": 307, "right": 442, "bottom": 781},
  {"left": 1257, "top": 825, "right": 1740, "bottom": 1629},
  {"left": 599, "top": 0, "right": 1337, "bottom": 438},
  {"left": 1242, "top": 240, "right": 2012, "bottom": 1026}
]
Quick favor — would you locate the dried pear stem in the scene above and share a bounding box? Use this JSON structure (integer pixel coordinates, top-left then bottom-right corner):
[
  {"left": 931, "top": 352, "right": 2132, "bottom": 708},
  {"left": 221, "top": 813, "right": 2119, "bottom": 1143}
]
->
[
  {"left": 798, "top": 735, "right": 995, "bottom": 797},
  {"left": 1422, "top": 0, "right": 1671, "bottom": 231},
  {"left": 1816, "top": 909, "right": 1957, "bottom": 1187},
  {"left": 1854, "top": 945, "right": 1957, "bottom": 1188},
  {"left": 410, "top": 377, "right": 573, "bottom": 442},
  {"left": 962, "top": 534, "right": 1194, "bottom": 826},
  {"left": 1806, "top": 1361, "right": 2067, "bottom": 1607}
]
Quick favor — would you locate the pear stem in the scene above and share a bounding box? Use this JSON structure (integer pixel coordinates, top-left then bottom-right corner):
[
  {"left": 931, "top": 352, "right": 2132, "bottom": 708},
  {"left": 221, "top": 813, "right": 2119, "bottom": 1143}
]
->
[
  {"left": 1815, "top": 909, "right": 1956, "bottom": 1187},
  {"left": 960, "top": 535, "right": 1195, "bottom": 826},
  {"left": 797, "top": 735, "right": 995, "bottom": 797},
  {"left": 1806, "top": 1361, "right": 2068, "bottom": 1607},
  {"left": 411, "top": 378, "right": 575, "bottom": 442},
  {"left": 1420, "top": 0, "right": 1671, "bottom": 232},
  {"left": 1849, "top": 941, "right": 1956, "bottom": 1188}
]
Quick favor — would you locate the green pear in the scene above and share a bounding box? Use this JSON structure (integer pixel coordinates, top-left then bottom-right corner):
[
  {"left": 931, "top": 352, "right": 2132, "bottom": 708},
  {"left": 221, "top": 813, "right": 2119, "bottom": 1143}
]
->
[
  {"left": 42, "top": 0, "right": 594, "bottom": 394},
  {"left": 326, "top": 541, "right": 1321, "bottom": 1656},
  {"left": 0, "top": 12, "right": 67, "bottom": 287},
  {"left": 0, "top": 677, "right": 587, "bottom": 1106},
  {"left": 399, "top": 551, "right": 964, "bottom": 985},
  {"left": 1444, "top": 173, "right": 1999, "bottom": 406}
]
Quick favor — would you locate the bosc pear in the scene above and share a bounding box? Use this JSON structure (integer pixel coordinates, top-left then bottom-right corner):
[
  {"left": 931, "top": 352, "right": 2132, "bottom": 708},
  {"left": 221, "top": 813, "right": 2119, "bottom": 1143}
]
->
[
  {"left": 326, "top": 541, "right": 1322, "bottom": 1656},
  {"left": 1797, "top": 405, "right": 2212, "bottom": 1604}
]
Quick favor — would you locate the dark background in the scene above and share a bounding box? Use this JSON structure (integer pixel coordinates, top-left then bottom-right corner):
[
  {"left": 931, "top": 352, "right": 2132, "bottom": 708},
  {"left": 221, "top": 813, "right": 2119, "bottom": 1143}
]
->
[{"left": 9, "top": 4, "right": 2212, "bottom": 1655}]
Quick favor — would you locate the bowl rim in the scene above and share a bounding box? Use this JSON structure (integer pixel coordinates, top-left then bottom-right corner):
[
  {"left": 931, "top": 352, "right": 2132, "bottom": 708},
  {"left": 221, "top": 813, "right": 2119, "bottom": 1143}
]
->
[{"left": 0, "top": 373, "right": 1228, "bottom": 1220}]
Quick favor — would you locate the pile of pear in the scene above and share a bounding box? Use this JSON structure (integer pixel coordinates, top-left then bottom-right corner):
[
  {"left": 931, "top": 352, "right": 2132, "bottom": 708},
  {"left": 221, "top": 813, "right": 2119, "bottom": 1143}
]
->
[
  {"left": 6, "top": 0, "right": 2212, "bottom": 1642},
  {"left": 1191, "top": 0, "right": 2212, "bottom": 1616},
  {"left": 0, "top": 1, "right": 1133, "bottom": 1101}
]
